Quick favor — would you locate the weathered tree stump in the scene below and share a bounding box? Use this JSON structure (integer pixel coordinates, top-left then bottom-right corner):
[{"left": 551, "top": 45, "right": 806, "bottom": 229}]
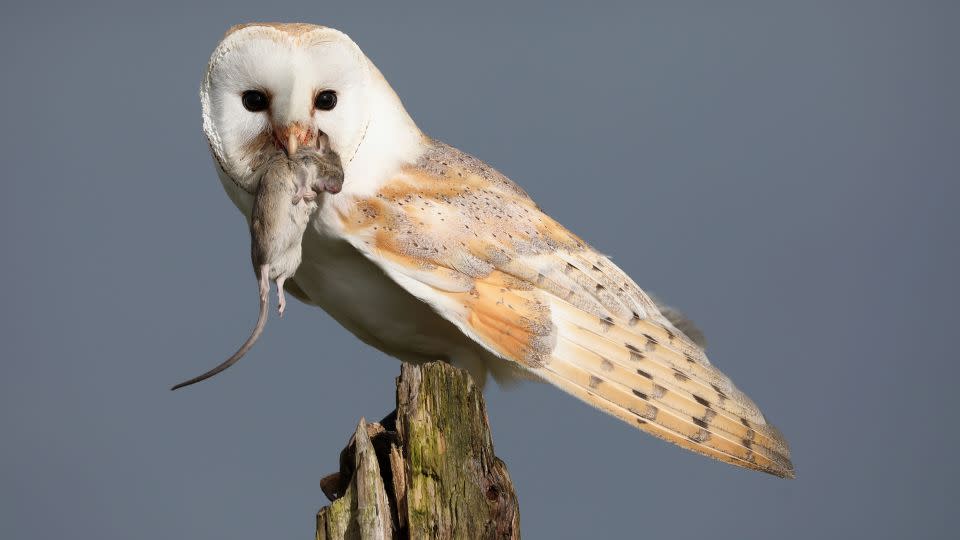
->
[{"left": 316, "top": 362, "right": 520, "bottom": 540}]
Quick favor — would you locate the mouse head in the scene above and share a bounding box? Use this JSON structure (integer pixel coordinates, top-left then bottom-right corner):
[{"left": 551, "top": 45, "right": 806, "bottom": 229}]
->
[{"left": 298, "top": 147, "right": 345, "bottom": 195}]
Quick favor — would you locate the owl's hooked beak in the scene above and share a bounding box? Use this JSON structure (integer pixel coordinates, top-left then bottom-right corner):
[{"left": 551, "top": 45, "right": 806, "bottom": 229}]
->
[
  {"left": 273, "top": 122, "right": 314, "bottom": 157},
  {"left": 285, "top": 132, "right": 298, "bottom": 155}
]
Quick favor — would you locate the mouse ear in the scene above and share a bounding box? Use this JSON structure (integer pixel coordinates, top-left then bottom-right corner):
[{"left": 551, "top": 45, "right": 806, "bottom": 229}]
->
[{"left": 316, "top": 131, "right": 332, "bottom": 153}]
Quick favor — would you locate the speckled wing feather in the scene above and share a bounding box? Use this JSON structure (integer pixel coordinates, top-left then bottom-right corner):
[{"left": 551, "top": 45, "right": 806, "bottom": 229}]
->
[{"left": 334, "top": 139, "right": 794, "bottom": 477}]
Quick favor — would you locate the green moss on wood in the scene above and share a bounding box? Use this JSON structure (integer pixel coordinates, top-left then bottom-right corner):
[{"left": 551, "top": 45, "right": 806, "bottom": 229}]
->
[{"left": 317, "top": 362, "right": 519, "bottom": 539}]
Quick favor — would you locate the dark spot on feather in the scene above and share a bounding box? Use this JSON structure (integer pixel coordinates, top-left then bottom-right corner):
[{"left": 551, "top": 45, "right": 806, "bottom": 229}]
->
[
  {"left": 625, "top": 343, "right": 645, "bottom": 361},
  {"left": 643, "top": 334, "right": 658, "bottom": 351},
  {"left": 636, "top": 419, "right": 648, "bottom": 425},
  {"left": 689, "top": 430, "right": 711, "bottom": 443},
  {"left": 600, "top": 316, "right": 614, "bottom": 330},
  {"left": 629, "top": 312, "right": 641, "bottom": 326},
  {"left": 588, "top": 375, "right": 603, "bottom": 389},
  {"left": 600, "top": 359, "right": 614, "bottom": 371},
  {"left": 636, "top": 369, "right": 653, "bottom": 380},
  {"left": 591, "top": 264, "right": 601, "bottom": 272},
  {"left": 711, "top": 384, "right": 729, "bottom": 400},
  {"left": 742, "top": 438, "right": 753, "bottom": 449},
  {"left": 595, "top": 284, "right": 605, "bottom": 292},
  {"left": 745, "top": 429, "right": 755, "bottom": 441},
  {"left": 693, "top": 417, "right": 709, "bottom": 429},
  {"left": 632, "top": 390, "right": 649, "bottom": 400},
  {"left": 665, "top": 328, "right": 675, "bottom": 341},
  {"left": 631, "top": 404, "right": 659, "bottom": 421},
  {"left": 564, "top": 262, "right": 576, "bottom": 274},
  {"left": 684, "top": 353, "right": 696, "bottom": 364},
  {"left": 672, "top": 369, "right": 690, "bottom": 382},
  {"left": 693, "top": 395, "right": 710, "bottom": 407},
  {"left": 740, "top": 417, "right": 751, "bottom": 428}
]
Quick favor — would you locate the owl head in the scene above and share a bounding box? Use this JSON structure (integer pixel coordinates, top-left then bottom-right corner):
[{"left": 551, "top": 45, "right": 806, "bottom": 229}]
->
[{"left": 201, "top": 23, "right": 421, "bottom": 206}]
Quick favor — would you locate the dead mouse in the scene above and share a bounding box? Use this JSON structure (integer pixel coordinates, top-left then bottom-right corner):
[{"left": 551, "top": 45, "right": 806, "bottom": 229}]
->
[{"left": 172, "top": 149, "right": 344, "bottom": 390}]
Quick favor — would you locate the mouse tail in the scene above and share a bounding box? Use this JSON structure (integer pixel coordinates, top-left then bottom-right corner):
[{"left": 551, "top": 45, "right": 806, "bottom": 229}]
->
[{"left": 170, "top": 278, "right": 271, "bottom": 390}]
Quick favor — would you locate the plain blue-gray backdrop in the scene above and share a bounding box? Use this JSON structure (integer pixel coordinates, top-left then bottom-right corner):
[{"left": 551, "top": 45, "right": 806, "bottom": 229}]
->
[{"left": 2, "top": 1, "right": 957, "bottom": 538}]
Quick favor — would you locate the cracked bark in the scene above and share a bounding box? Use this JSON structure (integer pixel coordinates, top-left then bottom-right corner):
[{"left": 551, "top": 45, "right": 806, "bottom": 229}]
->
[{"left": 316, "top": 362, "right": 520, "bottom": 540}]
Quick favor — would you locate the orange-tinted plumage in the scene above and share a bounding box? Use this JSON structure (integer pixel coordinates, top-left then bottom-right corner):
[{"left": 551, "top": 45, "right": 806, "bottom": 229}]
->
[
  {"left": 334, "top": 139, "right": 794, "bottom": 477},
  {"left": 202, "top": 24, "right": 794, "bottom": 478}
]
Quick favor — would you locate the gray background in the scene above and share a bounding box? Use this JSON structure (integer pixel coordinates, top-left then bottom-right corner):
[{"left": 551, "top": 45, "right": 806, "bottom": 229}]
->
[{"left": 1, "top": 1, "right": 957, "bottom": 538}]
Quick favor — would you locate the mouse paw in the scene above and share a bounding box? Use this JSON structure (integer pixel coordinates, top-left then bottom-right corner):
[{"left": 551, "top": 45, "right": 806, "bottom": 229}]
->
[
  {"left": 277, "top": 290, "right": 287, "bottom": 317},
  {"left": 292, "top": 184, "right": 319, "bottom": 205}
]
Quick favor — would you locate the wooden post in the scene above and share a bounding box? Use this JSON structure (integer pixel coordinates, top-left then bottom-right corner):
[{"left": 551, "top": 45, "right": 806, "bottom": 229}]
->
[{"left": 316, "top": 362, "right": 520, "bottom": 540}]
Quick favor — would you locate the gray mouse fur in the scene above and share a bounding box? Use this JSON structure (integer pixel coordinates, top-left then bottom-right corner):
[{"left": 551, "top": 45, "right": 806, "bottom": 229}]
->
[{"left": 172, "top": 149, "right": 344, "bottom": 390}]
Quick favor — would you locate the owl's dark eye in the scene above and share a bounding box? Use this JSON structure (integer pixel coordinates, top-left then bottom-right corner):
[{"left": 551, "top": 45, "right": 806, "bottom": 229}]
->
[
  {"left": 314, "top": 90, "right": 337, "bottom": 111},
  {"left": 241, "top": 90, "right": 269, "bottom": 112}
]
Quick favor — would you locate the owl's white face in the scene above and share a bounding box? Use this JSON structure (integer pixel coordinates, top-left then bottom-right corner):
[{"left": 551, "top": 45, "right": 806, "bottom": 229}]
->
[{"left": 201, "top": 25, "right": 373, "bottom": 196}]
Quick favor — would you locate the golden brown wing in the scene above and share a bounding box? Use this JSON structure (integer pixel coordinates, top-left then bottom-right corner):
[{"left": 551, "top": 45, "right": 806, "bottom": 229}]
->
[{"left": 335, "top": 140, "right": 794, "bottom": 477}]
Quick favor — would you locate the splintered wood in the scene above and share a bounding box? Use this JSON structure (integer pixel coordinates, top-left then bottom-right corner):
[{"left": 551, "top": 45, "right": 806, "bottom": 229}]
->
[{"left": 316, "top": 362, "right": 520, "bottom": 540}]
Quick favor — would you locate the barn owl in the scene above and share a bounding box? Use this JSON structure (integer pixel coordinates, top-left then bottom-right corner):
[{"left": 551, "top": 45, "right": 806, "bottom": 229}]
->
[{"left": 199, "top": 22, "right": 794, "bottom": 478}]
